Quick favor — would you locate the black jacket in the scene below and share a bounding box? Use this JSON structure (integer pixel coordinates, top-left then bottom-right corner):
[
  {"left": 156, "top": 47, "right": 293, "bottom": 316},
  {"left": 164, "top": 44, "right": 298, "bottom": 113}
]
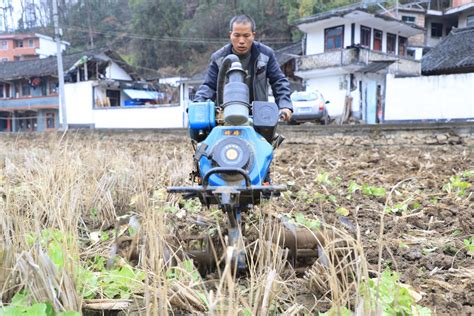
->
[{"left": 193, "top": 42, "right": 293, "bottom": 111}]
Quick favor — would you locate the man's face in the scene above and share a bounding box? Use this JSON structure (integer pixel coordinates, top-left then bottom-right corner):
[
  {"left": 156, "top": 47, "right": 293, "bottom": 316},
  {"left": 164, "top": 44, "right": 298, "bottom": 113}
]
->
[{"left": 229, "top": 22, "right": 255, "bottom": 55}]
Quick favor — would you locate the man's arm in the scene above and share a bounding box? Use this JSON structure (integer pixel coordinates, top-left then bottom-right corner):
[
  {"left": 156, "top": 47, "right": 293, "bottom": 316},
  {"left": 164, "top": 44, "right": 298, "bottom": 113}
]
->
[
  {"left": 266, "top": 52, "right": 293, "bottom": 112},
  {"left": 193, "top": 58, "right": 219, "bottom": 102}
]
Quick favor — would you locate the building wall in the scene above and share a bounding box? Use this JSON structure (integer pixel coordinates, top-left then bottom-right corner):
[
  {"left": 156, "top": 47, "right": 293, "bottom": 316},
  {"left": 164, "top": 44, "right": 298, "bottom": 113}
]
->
[
  {"left": 425, "top": 17, "right": 446, "bottom": 47},
  {"left": 305, "top": 19, "right": 415, "bottom": 56},
  {"left": 105, "top": 62, "right": 133, "bottom": 80},
  {"left": 0, "top": 35, "right": 67, "bottom": 61},
  {"left": 36, "top": 37, "right": 67, "bottom": 58},
  {"left": 305, "top": 75, "right": 347, "bottom": 116},
  {"left": 401, "top": 12, "right": 425, "bottom": 46},
  {"left": 385, "top": 73, "right": 474, "bottom": 121},
  {"left": 305, "top": 20, "right": 352, "bottom": 54},
  {"left": 452, "top": 0, "right": 473, "bottom": 8},
  {"left": 65, "top": 80, "right": 186, "bottom": 128},
  {"left": 64, "top": 81, "right": 95, "bottom": 125},
  {"left": 0, "top": 38, "right": 38, "bottom": 61},
  {"left": 458, "top": 8, "right": 474, "bottom": 27}
]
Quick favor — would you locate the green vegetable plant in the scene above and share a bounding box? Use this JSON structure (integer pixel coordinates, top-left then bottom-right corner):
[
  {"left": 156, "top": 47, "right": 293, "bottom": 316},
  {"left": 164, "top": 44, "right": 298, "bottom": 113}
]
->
[
  {"left": 0, "top": 291, "right": 79, "bottom": 316},
  {"left": 464, "top": 236, "right": 474, "bottom": 256},
  {"left": 315, "top": 172, "right": 332, "bottom": 185},
  {"left": 362, "top": 269, "right": 432, "bottom": 315},
  {"left": 293, "top": 212, "right": 320, "bottom": 230},
  {"left": 361, "top": 184, "right": 386, "bottom": 197},
  {"left": 443, "top": 174, "right": 472, "bottom": 197}
]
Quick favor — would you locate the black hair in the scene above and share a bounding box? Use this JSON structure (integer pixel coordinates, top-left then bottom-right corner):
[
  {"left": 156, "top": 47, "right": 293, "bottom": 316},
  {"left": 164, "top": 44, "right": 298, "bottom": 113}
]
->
[{"left": 229, "top": 14, "right": 256, "bottom": 32}]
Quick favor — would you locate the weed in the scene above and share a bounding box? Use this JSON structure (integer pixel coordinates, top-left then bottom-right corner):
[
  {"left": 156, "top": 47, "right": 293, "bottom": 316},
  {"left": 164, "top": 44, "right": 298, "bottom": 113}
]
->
[
  {"left": 463, "top": 236, "right": 474, "bottom": 256},
  {"left": 336, "top": 207, "right": 349, "bottom": 216},
  {"left": 294, "top": 212, "right": 320, "bottom": 230},
  {"left": 347, "top": 181, "right": 361, "bottom": 194},
  {"left": 363, "top": 269, "right": 432, "bottom": 315},
  {"left": 399, "top": 242, "right": 409, "bottom": 249},
  {"left": 361, "top": 184, "right": 387, "bottom": 197},
  {"left": 315, "top": 171, "right": 332, "bottom": 185},
  {"left": 0, "top": 291, "right": 79, "bottom": 316},
  {"left": 443, "top": 174, "right": 472, "bottom": 196},
  {"left": 166, "top": 259, "right": 202, "bottom": 283}
]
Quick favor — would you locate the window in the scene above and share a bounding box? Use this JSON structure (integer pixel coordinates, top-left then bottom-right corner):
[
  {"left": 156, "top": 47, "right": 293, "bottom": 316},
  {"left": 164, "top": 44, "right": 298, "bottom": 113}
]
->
[
  {"left": 373, "top": 29, "right": 382, "bottom": 51},
  {"left": 467, "top": 15, "right": 474, "bottom": 27},
  {"left": 0, "top": 84, "right": 3, "bottom": 98},
  {"left": 398, "top": 36, "right": 407, "bottom": 56},
  {"left": 1, "top": 40, "right": 7, "bottom": 50},
  {"left": 360, "top": 26, "right": 371, "bottom": 47},
  {"left": 45, "top": 112, "right": 56, "bottom": 129},
  {"left": 15, "top": 40, "right": 24, "bottom": 48},
  {"left": 28, "top": 39, "right": 34, "bottom": 47},
  {"left": 387, "top": 33, "right": 397, "bottom": 54},
  {"left": 431, "top": 23, "right": 443, "bottom": 37},
  {"left": 106, "top": 90, "right": 121, "bottom": 107},
  {"left": 402, "top": 15, "right": 416, "bottom": 24},
  {"left": 324, "top": 25, "right": 344, "bottom": 51},
  {"left": 407, "top": 48, "right": 416, "bottom": 58}
]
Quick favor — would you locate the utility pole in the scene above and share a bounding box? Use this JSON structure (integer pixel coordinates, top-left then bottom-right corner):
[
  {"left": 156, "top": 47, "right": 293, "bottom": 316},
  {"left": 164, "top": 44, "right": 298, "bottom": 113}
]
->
[{"left": 53, "top": 0, "right": 67, "bottom": 130}]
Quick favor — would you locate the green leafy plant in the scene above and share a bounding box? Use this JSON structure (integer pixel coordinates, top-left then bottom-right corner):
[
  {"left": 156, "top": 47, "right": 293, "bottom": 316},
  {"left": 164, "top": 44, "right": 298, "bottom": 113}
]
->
[
  {"left": 99, "top": 265, "right": 145, "bottom": 299},
  {"left": 181, "top": 198, "right": 202, "bottom": 213},
  {"left": 319, "top": 305, "right": 352, "bottom": 316},
  {"left": 0, "top": 291, "right": 79, "bottom": 316},
  {"left": 464, "top": 236, "right": 474, "bottom": 256},
  {"left": 315, "top": 171, "right": 331, "bottom": 185},
  {"left": 294, "top": 212, "right": 320, "bottom": 230},
  {"left": 166, "top": 259, "right": 201, "bottom": 283},
  {"left": 443, "top": 175, "right": 472, "bottom": 196},
  {"left": 362, "top": 269, "right": 432, "bottom": 315},
  {"left": 26, "top": 229, "right": 145, "bottom": 300},
  {"left": 361, "top": 184, "right": 386, "bottom": 197},
  {"left": 347, "top": 181, "right": 361, "bottom": 194}
]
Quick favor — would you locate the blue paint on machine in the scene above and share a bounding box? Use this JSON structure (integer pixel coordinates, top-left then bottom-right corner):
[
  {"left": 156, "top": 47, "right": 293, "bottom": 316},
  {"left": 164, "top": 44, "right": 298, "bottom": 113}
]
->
[{"left": 197, "top": 126, "right": 273, "bottom": 186}]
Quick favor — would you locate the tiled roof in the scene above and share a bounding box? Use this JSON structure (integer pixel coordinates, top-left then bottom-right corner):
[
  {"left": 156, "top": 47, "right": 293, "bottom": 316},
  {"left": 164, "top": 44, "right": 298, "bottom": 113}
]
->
[
  {"left": 295, "top": 6, "right": 424, "bottom": 32},
  {"left": 0, "top": 49, "right": 139, "bottom": 81},
  {"left": 275, "top": 42, "right": 302, "bottom": 65},
  {"left": 421, "top": 26, "right": 474, "bottom": 75}
]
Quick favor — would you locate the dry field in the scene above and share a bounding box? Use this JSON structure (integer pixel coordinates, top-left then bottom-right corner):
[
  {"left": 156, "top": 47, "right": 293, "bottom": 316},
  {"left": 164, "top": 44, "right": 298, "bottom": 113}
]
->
[{"left": 0, "top": 128, "right": 473, "bottom": 315}]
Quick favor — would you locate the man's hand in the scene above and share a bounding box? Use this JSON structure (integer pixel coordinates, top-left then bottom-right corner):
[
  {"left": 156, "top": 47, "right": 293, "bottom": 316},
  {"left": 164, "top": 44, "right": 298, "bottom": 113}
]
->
[{"left": 279, "top": 108, "right": 292, "bottom": 122}]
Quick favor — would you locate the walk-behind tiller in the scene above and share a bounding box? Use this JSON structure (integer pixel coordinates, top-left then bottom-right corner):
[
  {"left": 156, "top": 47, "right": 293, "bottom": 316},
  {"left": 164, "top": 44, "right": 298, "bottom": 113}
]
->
[{"left": 167, "top": 55, "right": 323, "bottom": 274}]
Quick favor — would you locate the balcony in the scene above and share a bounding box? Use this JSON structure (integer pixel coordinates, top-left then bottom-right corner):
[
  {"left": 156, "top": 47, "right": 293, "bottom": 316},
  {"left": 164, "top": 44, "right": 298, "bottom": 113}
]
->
[
  {"left": 0, "top": 95, "right": 59, "bottom": 111},
  {"left": 297, "top": 47, "right": 420, "bottom": 76}
]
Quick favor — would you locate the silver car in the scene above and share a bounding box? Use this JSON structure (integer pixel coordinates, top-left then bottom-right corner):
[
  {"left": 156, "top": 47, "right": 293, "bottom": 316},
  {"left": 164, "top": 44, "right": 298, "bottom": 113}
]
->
[{"left": 290, "top": 90, "right": 330, "bottom": 125}]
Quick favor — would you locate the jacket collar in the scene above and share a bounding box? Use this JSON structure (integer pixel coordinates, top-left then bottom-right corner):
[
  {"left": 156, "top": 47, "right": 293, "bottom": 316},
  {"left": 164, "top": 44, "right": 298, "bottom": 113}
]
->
[{"left": 226, "top": 42, "right": 260, "bottom": 59}]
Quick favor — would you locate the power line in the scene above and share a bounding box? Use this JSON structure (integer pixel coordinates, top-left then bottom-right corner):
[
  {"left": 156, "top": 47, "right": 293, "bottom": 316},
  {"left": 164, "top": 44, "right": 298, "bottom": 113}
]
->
[{"left": 50, "top": 25, "right": 296, "bottom": 45}]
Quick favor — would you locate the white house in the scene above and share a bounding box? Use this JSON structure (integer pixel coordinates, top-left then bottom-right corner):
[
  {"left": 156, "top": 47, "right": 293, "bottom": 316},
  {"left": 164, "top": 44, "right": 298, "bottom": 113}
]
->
[
  {"left": 295, "top": 6, "right": 424, "bottom": 123},
  {"left": 64, "top": 50, "right": 186, "bottom": 129}
]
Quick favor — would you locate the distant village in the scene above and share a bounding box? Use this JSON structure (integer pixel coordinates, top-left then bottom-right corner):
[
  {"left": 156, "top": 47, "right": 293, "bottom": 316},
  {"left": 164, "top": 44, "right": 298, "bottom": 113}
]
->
[{"left": 0, "top": 0, "right": 473, "bottom": 132}]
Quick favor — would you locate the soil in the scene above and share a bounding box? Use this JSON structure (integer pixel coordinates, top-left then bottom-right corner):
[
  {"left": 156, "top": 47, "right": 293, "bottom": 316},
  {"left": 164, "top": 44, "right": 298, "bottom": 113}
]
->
[
  {"left": 0, "top": 128, "right": 472, "bottom": 314},
  {"left": 270, "top": 130, "right": 474, "bottom": 314}
]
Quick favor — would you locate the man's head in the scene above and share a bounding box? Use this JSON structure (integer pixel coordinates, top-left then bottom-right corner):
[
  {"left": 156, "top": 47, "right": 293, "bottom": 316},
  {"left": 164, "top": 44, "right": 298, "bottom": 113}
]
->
[{"left": 229, "top": 15, "right": 256, "bottom": 55}]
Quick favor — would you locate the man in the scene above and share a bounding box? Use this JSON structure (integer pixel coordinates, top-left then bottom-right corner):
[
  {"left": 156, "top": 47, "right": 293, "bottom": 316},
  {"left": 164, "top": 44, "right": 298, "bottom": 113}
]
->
[{"left": 194, "top": 14, "right": 293, "bottom": 121}]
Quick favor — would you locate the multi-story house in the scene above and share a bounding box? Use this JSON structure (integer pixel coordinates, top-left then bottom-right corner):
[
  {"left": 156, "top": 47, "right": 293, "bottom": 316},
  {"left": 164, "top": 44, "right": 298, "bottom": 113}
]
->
[
  {"left": 0, "top": 33, "right": 69, "bottom": 62},
  {"left": 294, "top": 5, "right": 424, "bottom": 123},
  {"left": 388, "top": 0, "right": 474, "bottom": 51},
  {"left": 0, "top": 49, "right": 185, "bottom": 132}
]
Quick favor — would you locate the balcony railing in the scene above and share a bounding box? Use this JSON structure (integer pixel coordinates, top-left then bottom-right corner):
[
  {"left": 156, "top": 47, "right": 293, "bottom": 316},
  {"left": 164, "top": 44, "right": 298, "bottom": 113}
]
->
[
  {"left": 0, "top": 95, "right": 59, "bottom": 110},
  {"left": 297, "top": 47, "right": 420, "bottom": 75}
]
